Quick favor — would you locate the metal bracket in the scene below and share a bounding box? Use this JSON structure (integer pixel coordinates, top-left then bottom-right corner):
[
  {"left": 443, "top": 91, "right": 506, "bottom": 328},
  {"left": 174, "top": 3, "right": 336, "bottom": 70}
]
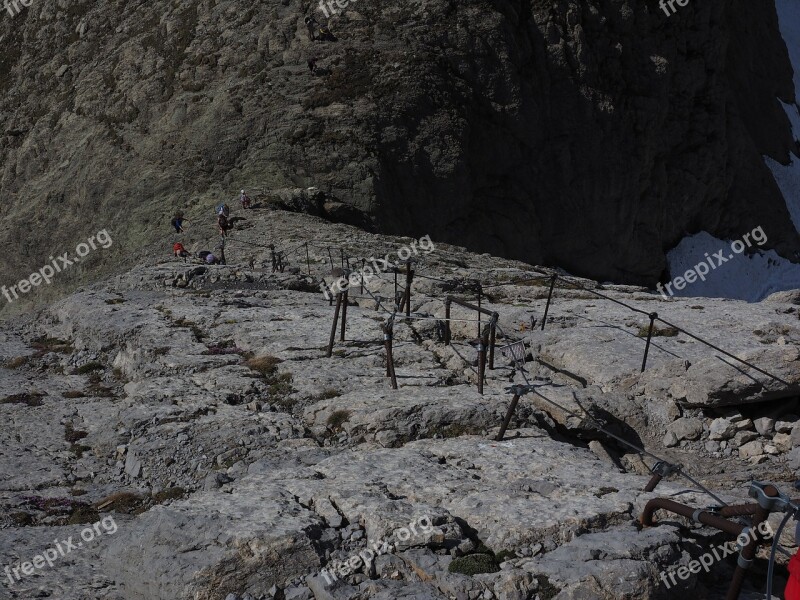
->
[
  {"left": 749, "top": 481, "right": 797, "bottom": 513},
  {"left": 504, "top": 384, "right": 534, "bottom": 397},
  {"left": 650, "top": 461, "right": 683, "bottom": 479}
]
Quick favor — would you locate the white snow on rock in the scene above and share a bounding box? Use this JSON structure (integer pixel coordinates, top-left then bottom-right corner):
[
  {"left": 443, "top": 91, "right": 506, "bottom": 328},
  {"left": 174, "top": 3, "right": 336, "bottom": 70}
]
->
[{"left": 666, "top": 231, "right": 800, "bottom": 302}]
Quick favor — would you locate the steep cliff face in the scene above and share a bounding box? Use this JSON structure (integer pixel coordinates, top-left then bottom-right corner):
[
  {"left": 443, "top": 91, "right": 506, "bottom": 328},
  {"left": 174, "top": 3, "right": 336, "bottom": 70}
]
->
[{"left": 0, "top": 0, "right": 798, "bottom": 306}]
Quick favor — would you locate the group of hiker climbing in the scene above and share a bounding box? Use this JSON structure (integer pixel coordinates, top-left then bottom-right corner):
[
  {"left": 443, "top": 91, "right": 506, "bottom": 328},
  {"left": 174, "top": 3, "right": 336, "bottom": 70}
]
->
[{"left": 169, "top": 189, "right": 251, "bottom": 265}]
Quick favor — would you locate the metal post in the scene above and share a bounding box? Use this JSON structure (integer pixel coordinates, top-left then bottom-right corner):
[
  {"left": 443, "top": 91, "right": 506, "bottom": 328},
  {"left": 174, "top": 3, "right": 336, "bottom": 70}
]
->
[
  {"left": 405, "top": 263, "right": 413, "bottom": 318},
  {"left": 270, "top": 245, "right": 277, "bottom": 272},
  {"left": 489, "top": 313, "right": 498, "bottom": 370},
  {"left": 496, "top": 394, "right": 520, "bottom": 441},
  {"left": 360, "top": 259, "right": 365, "bottom": 295},
  {"left": 477, "top": 327, "right": 489, "bottom": 395},
  {"left": 725, "top": 486, "right": 776, "bottom": 600},
  {"left": 305, "top": 243, "right": 311, "bottom": 276},
  {"left": 328, "top": 248, "right": 334, "bottom": 271},
  {"left": 394, "top": 270, "right": 398, "bottom": 305},
  {"left": 340, "top": 249, "right": 345, "bottom": 269},
  {"left": 340, "top": 289, "right": 348, "bottom": 342},
  {"left": 641, "top": 312, "right": 657, "bottom": 372},
  {"left": 383, "top": 321, "right": 398, "bottom": 390},
  {"left": 327, "top": 292, "right": 343, "bottom": 357},
  {"left": 541, "top": 274, "right": 557, "bottom": 330},
  {"left": 477, "top": 285, "right": 482, "bottom": 338},
  {"left": 444, "top": 299, "right": 451, "bottom": 345}
]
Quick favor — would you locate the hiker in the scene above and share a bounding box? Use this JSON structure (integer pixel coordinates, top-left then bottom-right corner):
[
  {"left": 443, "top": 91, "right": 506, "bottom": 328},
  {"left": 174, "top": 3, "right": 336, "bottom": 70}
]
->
[
  {"left": 304, "top": 15, "right": 318, "bottom": 40},
  {"left": 205, "top": 252, "right": 220, "bottom": 265},
  {"left": 173, "top": 242, "right": 190, "bottom": 259},
  {"left": 216, "top": 203, "right": 230, "bottom": 218},
  {"left": 307, "top": 57, "right": 318, "bottom": 74},
  {"left": 171, "top": 212, "right": 185, "bottom": 234},
  {"left": 217, "top": 211, "right": 230, "bottom": 236},
  {"left": 240, "top": 190, "right": 251, "bottom": 209},
  {"left": 216, "top": 240, "right": 227, "bottom": 265}
]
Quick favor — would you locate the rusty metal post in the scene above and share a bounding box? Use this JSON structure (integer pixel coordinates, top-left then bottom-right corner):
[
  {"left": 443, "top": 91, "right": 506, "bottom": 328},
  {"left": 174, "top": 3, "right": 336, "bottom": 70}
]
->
[
  {"left": 327, "top": 292, "right": 343, "bottom": 357},
  {"left": 725, "top": 486, "right": 777, "bottom": 600},
  {"left": 328, "top": 248, "right": 334, "bottom": 271},
  {"left": 641, "top": 312, "right": 657, "bottom": 372},
  {"left": 340, "top": 248, "right": 345, "bottom": 269},
  {"left": 644, "top": 473, "right": 662, "bottom": 493},
  {"left": 489, "top": 313, "right": 498, "bottom": 370},
  {"left": 444, "top": 298, "right": 452, "bottom": 345},
  {"left": 477, "top": 327, "right": 489, "bottom": 395},
  {"left": 340, "top": 289, "right": 348, "bottom": 342},
  {"left": 477, "top": 285, "right": 482, "bottom": 338},
  {"left": 270, "top": 245, "right": 277, "bottom": 272},
  {"left": 405, "top": 263, "right": 413, "bottom": 317},
  {"left": 361, "top": 259, "right": 365, "bottom": 295},
  {"left": 496, "top": 394, "right": 520, "bottom": 441},
  {"left": 383, "top": 321, "right": 398, "bottom": 389},
  {"left": 541, "top": 274, "right": 557, "bottom": 330},
  {"left": 394, "top": 270, "right": 398, "bottom": 305},
  {"left": 305, "top": 243, "right": 311, "bottom": 276}
]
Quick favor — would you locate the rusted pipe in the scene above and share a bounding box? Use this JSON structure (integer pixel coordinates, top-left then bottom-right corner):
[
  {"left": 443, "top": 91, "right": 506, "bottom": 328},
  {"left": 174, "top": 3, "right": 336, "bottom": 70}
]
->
[
  {"left": 496, "top": 394, "right": 520, "bottom": 441},
  {"left": 327, "top": 292, "right": 343, "bottom": 357},
  {"left": 644, "top": 473, "right": 662, "bottom": 493},
  {"left": 383, "top": 323, "right": 398, "bottom": 390},
  {"left": 726, "top": 485, "right": 778, "bottom": 600},
  {"left": 640, "top": 498, "right": 745, "bottom": 537},
  {"left": 477, "top": 327, "right": 489, "bottom": 395},
  {"left": 488, "top": 313, "right": 498, "bottom": 370},
  {"left": 444, "top": 299, "right": 451, "bottom": 345},
  {"left": 340, "top": 289, "right": 348, "bottom": 342}
]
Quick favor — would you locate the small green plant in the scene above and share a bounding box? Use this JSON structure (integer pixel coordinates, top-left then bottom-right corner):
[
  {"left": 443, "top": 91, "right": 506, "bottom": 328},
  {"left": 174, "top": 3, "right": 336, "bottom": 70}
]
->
[
  {"left": 1, "top": 393, "right": 45, "bottom": 407},
  {"left": 448, "top": 554, "right": 500, "bottom": 576},
  {"left": 76, "top": 362, "right": 104, "bottom": 374},
  {"left": 153, "top": 487, "right": 186, "bottom": 504},
  {"left": 4, "top": 356, "right": 28, "bottom": 369},
  {"left": 245, "top": 355, "right": 282, "bottom": 377},
  {"left": 314, "top": 388, "right": 342, "bottom": 401},
  {"left": 31, "top": 337, "right": 74, "bottom": 356},
  {"left": 327, "top": 410, "right": 351, "bottom": 431}
]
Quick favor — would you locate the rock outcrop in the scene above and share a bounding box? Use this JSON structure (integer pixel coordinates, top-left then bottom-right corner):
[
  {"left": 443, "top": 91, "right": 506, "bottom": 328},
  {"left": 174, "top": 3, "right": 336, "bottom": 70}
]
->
[{"left": 1, "top": 208, "right": 799, "bottom": 599}]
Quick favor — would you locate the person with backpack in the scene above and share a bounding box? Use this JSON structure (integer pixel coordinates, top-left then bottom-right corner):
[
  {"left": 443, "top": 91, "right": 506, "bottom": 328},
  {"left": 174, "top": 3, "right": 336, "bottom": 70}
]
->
[
  {"left": 173, "top": 242, "right": 189, "bottom": 259},
  {"left": 217, "top": 211, "right": 230, "bottom": 237},
  {"left": 171, "top": 212, "right": 185, "bottom": 234},
  {"left": 240, "top": 190, "right": 251, "bottom": 209},
  {"left": 304, "top": 15, "right": 318, "bottom": 40}
]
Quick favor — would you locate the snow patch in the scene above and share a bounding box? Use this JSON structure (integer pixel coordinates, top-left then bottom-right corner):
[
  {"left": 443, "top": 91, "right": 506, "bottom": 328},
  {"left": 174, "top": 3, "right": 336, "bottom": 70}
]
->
[{"left": 666, "top": 231, "right": 800, "bottom": 302}]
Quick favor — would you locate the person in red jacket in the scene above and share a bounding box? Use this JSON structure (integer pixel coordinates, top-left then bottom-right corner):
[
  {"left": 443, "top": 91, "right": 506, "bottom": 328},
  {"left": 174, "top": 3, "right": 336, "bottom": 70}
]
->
[{"left": 173, "top": 242, "right": 189, "bottom": 259}]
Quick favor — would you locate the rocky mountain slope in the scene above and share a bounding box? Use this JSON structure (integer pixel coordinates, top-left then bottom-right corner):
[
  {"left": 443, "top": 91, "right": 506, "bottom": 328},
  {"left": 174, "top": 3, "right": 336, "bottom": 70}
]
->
[
  {"left": 1, "top": 207, "right": 800, "bottom": 599},
  {"left": 2, "top": 0, "right": 800, "bottom": 312}
]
